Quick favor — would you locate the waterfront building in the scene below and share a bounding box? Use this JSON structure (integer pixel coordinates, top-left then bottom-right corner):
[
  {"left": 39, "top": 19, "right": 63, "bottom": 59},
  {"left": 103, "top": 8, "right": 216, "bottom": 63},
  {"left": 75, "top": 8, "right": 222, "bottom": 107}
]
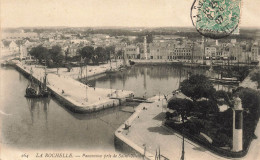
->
[
  {"left": 124, "top": 45, "right": 140, "bottom": 59},
  {"left": 205, "top": 47, "right": 216, "bottom": 60},
  {"left": 173, "top": 45, "right": 192, "bottom": 60},
  {"left": 149, "top": 42, "right": 175, "bottom": 60}
]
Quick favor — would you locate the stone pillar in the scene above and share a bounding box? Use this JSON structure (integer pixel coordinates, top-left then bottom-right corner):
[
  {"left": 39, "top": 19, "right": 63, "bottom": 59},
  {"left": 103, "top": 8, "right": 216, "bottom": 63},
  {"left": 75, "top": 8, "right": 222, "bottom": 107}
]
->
[{"left": 232, "top": 97, "right": 243, "bottom": 152}]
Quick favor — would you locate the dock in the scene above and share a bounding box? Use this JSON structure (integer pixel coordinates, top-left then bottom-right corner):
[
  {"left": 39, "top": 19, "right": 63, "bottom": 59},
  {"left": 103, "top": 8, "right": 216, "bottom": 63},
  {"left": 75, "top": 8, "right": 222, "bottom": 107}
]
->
[{"left": 14, "top": 61, "right": 133, "bottom": 113}]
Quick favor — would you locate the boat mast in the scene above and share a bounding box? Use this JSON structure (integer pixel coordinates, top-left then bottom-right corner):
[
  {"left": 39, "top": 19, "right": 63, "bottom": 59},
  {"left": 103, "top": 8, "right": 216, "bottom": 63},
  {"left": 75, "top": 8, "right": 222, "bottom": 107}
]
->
[
  {"left": 43, "top": 65, "right": 47, "bottom": 90},
  {"left": 110, "top": 51, "right": 112, "bottom": 70}
]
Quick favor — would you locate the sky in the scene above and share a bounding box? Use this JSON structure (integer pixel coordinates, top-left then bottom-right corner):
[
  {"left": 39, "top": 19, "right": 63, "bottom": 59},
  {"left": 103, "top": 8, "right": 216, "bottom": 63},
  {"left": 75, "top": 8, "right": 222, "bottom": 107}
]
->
[{"left": 1, "top": 0, "right": 260, "bottom": 28}]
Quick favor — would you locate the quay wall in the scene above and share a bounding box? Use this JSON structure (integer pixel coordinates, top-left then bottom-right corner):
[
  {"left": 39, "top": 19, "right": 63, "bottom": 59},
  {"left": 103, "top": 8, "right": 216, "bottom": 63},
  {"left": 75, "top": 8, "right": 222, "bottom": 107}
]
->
[
  {"left": 14, "top": 63, "right": 128, "bottom": 114},
  {"left": 133, "top": 60, "right": 257, "bottom": 68}
]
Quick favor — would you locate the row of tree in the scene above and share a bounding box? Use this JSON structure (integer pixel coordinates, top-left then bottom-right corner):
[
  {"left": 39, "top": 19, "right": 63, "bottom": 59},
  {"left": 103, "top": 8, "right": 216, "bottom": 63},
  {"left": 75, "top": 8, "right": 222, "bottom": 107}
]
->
[
  {"left": 77, "top": 45, "right": 124, "bottom": 65},
  {"left": 29, "top": 44, "right": 125, "bottom": 67},
  {"left": 29, "top": 45, "right": 64, "bottom": 67}
]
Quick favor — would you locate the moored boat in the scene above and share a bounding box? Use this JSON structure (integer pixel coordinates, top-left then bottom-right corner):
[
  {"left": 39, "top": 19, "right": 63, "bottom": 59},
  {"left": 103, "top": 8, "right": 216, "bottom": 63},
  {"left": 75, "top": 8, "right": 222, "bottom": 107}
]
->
[{"left": 25, "top": 67, "right": 50, "bottom": 98}]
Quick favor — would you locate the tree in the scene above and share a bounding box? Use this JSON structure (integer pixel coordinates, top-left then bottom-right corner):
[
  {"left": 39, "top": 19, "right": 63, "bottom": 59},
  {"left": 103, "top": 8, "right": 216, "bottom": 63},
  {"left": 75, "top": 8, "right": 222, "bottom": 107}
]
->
[
  {"left": 78, "top": 46, "right": 94, "bottom": 64},
  {"left": 212, "top": 132, "right": 231, "bottom": 147},
  {"left": 215, "top": 90, "right": 233, "bottom": 107},
  {"left": 94, "top": 47, "right": 106, "bottom": 64},
  {"left": 116, "top": 50, "right": 124, "bottom": 59},
  {"left": 121, "top": 38, "right": 131, "bottom": 45},
  {"left": 167, "top": 98, "right": 194, "bottom": 119},
  {"left": 185, "top": 121, "right": 202, "bottom": 135},
  {"left": 105, "top": 46, "right": 115, "bottom": 62},
  {"left": 196, "top": 99, "right": 219, "bottom": 118},
  {"left": 238, "top": 88, "right": 260, "bottom": 121},
  {"left": 28, "top": 45, "right": 49, "bottom": 63},
  {"left": 49, "top": 45, "right": 64, "bottom": 73},
  {"left": 250, "top": 70, "right": 260, "bottom": 88},
  {"left": 180, "top": 74, "right": 216, "bottom": 102},
  {"left": 135, "top": 32, "right": 153, "bottom": 43},
  {"left": 64, "top": 48, "right": 69, "bottom": 63}
]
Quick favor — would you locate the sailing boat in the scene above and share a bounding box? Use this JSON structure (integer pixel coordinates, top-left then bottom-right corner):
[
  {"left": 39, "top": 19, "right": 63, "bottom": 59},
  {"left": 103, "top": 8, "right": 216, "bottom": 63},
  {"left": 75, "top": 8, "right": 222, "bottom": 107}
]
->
[{"left": 25, "top": 67, "right": 50, "bottom": 98}]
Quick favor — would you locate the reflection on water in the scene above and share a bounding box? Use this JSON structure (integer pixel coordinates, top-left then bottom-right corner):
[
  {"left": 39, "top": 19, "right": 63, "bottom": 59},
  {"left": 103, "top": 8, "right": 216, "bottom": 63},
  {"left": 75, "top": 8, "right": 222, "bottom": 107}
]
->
[
  {"left": 0, "top": 67, "right": 131, "bottom": 151},
  {"left": 89, "top": 65, "right": 234, "bottom": 97},
  {"left": 26, "top": 98, "right": 50, "bottom": 129}
]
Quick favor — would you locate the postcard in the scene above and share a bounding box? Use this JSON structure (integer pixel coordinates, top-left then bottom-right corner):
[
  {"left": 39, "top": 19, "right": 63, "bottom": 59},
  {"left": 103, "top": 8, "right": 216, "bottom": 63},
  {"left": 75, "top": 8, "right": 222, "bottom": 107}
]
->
[{"left": 1, "top": 0, "right": 260, "bottom": 160}]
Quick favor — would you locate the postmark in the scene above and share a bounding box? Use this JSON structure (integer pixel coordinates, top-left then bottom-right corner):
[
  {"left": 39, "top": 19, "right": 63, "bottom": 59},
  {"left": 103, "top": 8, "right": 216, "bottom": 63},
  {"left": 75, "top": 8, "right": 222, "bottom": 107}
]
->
[{"left": 191, "top": 0, "right": 241, "bottom": 39}]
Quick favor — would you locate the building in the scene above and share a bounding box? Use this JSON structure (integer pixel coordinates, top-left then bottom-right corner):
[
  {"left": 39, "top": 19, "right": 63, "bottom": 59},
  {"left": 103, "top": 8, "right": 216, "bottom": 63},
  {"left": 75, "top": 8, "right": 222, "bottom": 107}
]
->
[
  {"left": 173, "top": 45, "right": 192, "bottom": 60},
  {"left": 124, "top": 45, "right": 140, "bottom": 59},
  {"left": 205, "top": 47, "right": 216, "bottom": 60},
  {"left": 149, "top": 42, "right": 175, "bottom": 60},
  {"left": 1, "top": 40, "right": 19, "bottom": 57}
]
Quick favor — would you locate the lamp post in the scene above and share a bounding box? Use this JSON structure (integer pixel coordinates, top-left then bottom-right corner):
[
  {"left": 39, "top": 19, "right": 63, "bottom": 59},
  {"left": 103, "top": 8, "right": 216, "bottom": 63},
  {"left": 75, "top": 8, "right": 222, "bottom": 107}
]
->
[{"left": 180, "top": 111, "right": 186, "bottom": 160}]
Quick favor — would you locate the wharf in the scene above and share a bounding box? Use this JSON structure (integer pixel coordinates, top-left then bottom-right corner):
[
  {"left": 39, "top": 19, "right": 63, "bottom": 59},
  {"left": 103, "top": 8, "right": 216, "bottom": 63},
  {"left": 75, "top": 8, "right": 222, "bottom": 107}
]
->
[{"left": 14, "top": 61, "right": 133, "bottom": 113}]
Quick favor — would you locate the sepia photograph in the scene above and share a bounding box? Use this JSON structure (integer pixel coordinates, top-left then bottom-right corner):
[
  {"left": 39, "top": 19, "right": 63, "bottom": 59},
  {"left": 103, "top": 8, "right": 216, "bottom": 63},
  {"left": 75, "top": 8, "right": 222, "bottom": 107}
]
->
[{"left": 0, "top": 0, "right": 260, "bottom": 160}]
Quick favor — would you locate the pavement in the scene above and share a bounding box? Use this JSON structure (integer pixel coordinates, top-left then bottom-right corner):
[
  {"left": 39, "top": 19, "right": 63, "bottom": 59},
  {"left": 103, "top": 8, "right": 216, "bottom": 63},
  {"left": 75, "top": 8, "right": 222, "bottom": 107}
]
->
[{"left": 115, "top": 94, "right": 260, "bottom": 160}]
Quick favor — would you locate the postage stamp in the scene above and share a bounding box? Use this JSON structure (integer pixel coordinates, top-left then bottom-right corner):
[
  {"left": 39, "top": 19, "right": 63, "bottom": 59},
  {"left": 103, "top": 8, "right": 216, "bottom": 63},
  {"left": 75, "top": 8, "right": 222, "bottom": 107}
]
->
[{"left": 191, "top": 0, "right": 241, "bottom": 39}]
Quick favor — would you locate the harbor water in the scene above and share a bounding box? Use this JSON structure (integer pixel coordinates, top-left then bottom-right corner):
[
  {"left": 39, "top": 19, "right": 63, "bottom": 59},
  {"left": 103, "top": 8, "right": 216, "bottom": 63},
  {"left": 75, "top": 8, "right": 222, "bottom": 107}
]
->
[
  {"left": 89, "top": 65, "right": 234, "bottom": 98},
  {"left": 0, "top": 65, "right": 233, "bottom": 152},
  {"left": 0, "top": 66, "right": 132, "bottom": 152}
]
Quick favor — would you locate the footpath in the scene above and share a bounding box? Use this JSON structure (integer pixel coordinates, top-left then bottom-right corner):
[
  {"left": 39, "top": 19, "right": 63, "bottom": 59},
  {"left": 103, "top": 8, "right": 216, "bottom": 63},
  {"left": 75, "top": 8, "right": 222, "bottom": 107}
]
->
[{"left": 15, "top": 61, "right": 133, "bottom": 113}]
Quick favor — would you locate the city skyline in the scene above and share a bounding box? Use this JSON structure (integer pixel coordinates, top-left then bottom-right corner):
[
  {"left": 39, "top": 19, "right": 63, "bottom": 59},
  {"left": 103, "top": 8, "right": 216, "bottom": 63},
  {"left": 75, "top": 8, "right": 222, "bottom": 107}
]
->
[{"left": 1, "top": 0, "right": 260, "bottom": 28}]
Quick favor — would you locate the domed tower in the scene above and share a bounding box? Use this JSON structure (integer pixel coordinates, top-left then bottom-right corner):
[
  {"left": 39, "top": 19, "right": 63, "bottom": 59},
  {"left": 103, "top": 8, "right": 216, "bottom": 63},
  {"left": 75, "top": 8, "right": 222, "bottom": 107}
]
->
[{"left": 232, "top": 97, "right": 243, "bottom": 152}]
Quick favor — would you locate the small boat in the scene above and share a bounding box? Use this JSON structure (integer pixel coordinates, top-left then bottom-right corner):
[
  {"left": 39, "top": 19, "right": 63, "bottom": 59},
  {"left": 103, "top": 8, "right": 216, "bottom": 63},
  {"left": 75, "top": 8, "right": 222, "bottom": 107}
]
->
[{"left": 25, "top": 68, "right": 50, "bottom": 98}]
